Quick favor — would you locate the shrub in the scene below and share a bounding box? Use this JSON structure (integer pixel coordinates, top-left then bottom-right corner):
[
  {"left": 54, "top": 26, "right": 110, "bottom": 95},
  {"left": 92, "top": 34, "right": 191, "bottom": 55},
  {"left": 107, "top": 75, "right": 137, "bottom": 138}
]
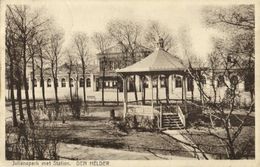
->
[
  {"left": 6, "top": 119, "right": 60, "bottom": 160},
  {"left": 69, "top": 95, "right": 82, "bottom": 119},
  {"left": 124, "top": 115, "right": 158, "bottom": 131}
]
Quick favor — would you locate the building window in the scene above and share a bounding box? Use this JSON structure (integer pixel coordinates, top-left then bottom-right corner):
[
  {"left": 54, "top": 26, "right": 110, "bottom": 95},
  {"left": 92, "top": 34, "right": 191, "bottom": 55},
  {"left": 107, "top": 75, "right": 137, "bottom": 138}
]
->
[
  {"left": 80, "top": 78, "right": 84, "bottom": 87},
  {"left": 61, "top": 78, "right": 66, "bottom": 87},
  {"left": 33, "top": 78, "right": 37, "bottom": 87},
  {"left": 217, "top": 75, "right": 225, "bottom": 87},
  {"left": 175, "top": 76, "right": 182, "bottom": 88},
  {"left": 40, "top": 79, "right": 44, "bottom": 87},
  {"left": 143, "top": 77, "right": 149, "bottom": 88},
  {"left": 86, "top": 78, "right": 91, "bottom": 87},
  {"left": 230, "top": 75, "right": 239, "bottom": 86},
  {"left": 187, "top": 77, "right": 194, "bottom": 92},
  {"left": 69, "top": 78, "right": 74, "bottom": 87},
  {"left": 47, "top": 79, "right": 52, "bottom": 87},
  {"left": 153, "top": 79, "right": 158, "bottom": 88},
  {"left": 160, "top": 76, "right": 166, "bottom": 88}
]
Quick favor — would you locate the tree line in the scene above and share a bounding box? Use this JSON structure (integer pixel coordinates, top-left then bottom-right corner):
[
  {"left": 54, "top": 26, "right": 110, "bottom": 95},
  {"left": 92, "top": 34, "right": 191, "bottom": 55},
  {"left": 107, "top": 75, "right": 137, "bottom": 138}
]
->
[
  {"left": 6, "top": 4, "right": 176, "bottom": 127},
  {"left": 5, "top": 4, "right": 255, "bottom": 159}
]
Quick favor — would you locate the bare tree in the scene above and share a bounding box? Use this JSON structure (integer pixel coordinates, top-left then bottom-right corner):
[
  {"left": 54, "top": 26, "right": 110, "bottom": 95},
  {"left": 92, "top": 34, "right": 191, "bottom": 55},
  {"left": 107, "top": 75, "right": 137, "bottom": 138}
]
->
[
  {"left": 92, "top": 32, "right": 112, "bottom": 106},
  {"left": 73, "top": 32, "right": 89, "bottom": 104},
  {"left": 14, "top": 52, "right": 24, "bottom": 121},
  {"left": 27, "top": 39, "right": 37, "bottom": 110},
  {"left": 203, "top": 4, "right": 255, "bottom": 102},
  {"left": 64, "top": 49, "right": 76, "bottom": 102},
  {"left": 5, "top": 11, "right": 18, "bottom": 126},
  {"left": 175, "top": 5, "right": 255, "bottom": 159},
  {"left": 45, "top": 29, "right": 64, "bottom": 113},
  {"left": 6, "top": 5, "right": 47, "bottom": 125},
  {"left": 107, "top": 19, "right": 142, "bottom": 103},
  {"left": 144, "top": 20, "right": 174, "bottom": 52},
  {"left": 35, "top": 36, "right": 48, "bottom": 107},
  {"left": 177, "top": 26, "right": 194, "bottom": 102},
  {"left": 203, "top": 5, "right": 254, "bottom": 31}
]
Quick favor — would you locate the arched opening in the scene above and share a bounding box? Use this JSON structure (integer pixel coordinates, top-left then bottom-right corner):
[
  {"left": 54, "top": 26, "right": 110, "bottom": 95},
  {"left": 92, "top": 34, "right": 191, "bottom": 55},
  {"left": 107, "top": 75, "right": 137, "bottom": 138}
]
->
[
  {"left": 187, "top": 77, "right": 194, "bottom": 92},
  {"left": 86, "top": 78, "right": 91, "bottom": 87},
  {"left": 69, "top": 78, "right": 74, "bottom": 87},
  {"left": 61, "top": 78, "right": 66, "bottom": 87},
  {"left": 160, "top": 75, "right": 166, "bottom": 88},
  {"left": 128, "top": 76, "right": 135, "bottom": 92},
  {"left": 80, "top": 78, "right": 84, "bottom": 87},
  {"left": 33, "top": 78, "right": 37, "bottom": 87},
  {"left": 47, "top": 78, "right": 52, "bottom": 87},
  {"left": 144, "top": 76, "right": 149, "bottom": 88},
  {"left": 175, "top": 76, "right": 182, "bottom": 88}
]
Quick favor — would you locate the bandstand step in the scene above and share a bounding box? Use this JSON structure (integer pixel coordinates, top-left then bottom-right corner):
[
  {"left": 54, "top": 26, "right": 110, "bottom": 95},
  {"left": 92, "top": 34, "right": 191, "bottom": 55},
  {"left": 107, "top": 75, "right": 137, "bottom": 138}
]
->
[{"left": 161, "top": 113, "right": 184, "bottom": 129}]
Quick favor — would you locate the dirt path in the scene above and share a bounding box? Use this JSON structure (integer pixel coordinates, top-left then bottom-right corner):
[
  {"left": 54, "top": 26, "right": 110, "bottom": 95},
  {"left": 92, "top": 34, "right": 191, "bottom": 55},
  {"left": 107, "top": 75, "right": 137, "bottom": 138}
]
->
[
  {"left": 58, "top": 143, "right": 195, "bottom": 160},
  {"left": 163, "top": 130, "right": 212, "bottom": 160}
]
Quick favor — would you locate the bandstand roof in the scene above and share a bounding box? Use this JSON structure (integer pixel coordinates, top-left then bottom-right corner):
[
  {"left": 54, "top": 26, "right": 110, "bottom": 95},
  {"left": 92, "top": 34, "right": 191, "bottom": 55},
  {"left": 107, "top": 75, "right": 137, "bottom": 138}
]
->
[{"left": 116, "top": 47, "right": 186, "bottom": 75}]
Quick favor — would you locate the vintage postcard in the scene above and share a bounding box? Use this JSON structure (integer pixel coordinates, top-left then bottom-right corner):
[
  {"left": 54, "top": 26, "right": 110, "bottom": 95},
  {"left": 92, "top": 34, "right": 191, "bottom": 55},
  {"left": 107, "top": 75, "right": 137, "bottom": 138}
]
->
[{"left": 0, "top": 0, "right": 259, "bottom": 166}]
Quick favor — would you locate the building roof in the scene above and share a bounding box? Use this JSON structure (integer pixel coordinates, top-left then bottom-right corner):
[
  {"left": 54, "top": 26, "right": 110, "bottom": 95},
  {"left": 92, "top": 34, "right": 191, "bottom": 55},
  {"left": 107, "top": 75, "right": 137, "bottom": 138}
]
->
[
  {"left": 33, "top": 63, "right": 99, "bottom": 77},
  {"left": 116, "top": 47, "right": 186, "bottom": 75},
  {"left": 96, "top": 43, "right": 152, "bottom": 58}
]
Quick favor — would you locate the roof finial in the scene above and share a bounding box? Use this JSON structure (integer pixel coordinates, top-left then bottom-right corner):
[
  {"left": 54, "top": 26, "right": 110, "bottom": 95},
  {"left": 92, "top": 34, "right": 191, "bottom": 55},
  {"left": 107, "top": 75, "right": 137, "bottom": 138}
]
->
[{"left": 158, "top": 37, "right": 164, "bottom": 50}]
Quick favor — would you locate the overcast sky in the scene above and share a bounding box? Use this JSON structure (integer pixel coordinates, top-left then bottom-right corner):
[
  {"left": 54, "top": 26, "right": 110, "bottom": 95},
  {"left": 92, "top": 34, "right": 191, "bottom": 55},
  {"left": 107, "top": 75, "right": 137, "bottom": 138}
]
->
[{"left": 30, "top": 0, "right": 224, "bottom": 60}]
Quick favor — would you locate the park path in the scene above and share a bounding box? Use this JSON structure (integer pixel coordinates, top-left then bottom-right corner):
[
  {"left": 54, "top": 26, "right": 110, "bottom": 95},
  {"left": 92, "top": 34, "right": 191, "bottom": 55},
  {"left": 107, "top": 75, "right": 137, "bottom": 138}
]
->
[
  {"left": 58, "top": 143, "right": 195, "bottom": 160},
  {"left": 163, "top": 130, "right": 212, "bottom": 160}
]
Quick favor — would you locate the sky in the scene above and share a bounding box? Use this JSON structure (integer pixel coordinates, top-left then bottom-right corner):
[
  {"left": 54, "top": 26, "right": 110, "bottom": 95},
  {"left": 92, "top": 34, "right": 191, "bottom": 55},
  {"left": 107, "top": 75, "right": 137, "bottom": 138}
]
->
[{"left": 29, "top": 0, "right": 224, "bottom": 61}]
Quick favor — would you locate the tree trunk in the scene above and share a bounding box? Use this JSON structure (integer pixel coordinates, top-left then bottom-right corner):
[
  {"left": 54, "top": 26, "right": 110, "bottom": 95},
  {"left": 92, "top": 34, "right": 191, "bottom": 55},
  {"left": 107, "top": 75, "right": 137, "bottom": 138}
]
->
[
  {"left": 102, "top": 67, "right": 105, "bottom": 106},
  {"left": 116, "top": 75, "right": 119, "bottom": 106},
  {"left": 69, "top": 73, "right": 73, "bottom": 102},
  {"left": 31, "top": 55, "right": 36, "bottom": 109},
  {"left": 82, "top": 60, "right": 86, "bottom": 103},
  {"left": 156, "top": 76, "right": 159, "bottom": 105},
  {"left": 13, "top": 51, "right": 24, "bottom": 121},
  {"left": 133, "top": 75, "right": 138, "bottom": 104},
  {"left": 76, "top": 74, "right": 79, "bottom": 99},
  {"left": 40, "top": 55, "right": 46, "bottom": 108},
  {"left": 191, "top": 78, "right": 194, "bottom": 102},
  {"left": 23, "top": 43, "right": 34, "bottom": 126},
  {"left": 10, "top": 58, "right": 18, "bottom": 127},
  {"left": 51, "top": 60, "right": 59, "bottom": 121},
  {"left": 165, "top": 75, "right": 170, "bottom": 104},
  {"left": 53, "top": 58, "right": 60, "bottom": 120},
  {"left": 52, "top": 70, "right": 59, "bottom": 104},
  {"left": 52, "top": 61, "right": 59, "bottom": 105},
  {"left": 16, "top": 74, "right": 24, "bottom": 120},
  {"left": 141, "top": 76, "right": 146, "bottom": 105}
]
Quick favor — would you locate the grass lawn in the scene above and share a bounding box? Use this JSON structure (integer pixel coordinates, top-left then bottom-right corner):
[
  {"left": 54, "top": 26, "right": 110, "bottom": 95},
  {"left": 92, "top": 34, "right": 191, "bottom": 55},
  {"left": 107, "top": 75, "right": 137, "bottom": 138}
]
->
[
  {"left": 181, "top": 126, "right": 255, "bottom": 159},
  {"left": 6, "top": 100, "right": 193, "bottom": 159},
  {"left": 6, "top": 101, "right": 255, "bottom": 160},
  {"left": 36, "top": 115, "right": 192, "bottom": 158}
]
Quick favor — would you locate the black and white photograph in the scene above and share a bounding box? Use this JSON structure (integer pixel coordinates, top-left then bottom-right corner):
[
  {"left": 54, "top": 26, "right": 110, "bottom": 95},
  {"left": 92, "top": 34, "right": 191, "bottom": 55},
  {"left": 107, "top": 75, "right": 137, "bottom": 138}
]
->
[{"left": 1, "top": 0, "right": 258, "bottom": 165}]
